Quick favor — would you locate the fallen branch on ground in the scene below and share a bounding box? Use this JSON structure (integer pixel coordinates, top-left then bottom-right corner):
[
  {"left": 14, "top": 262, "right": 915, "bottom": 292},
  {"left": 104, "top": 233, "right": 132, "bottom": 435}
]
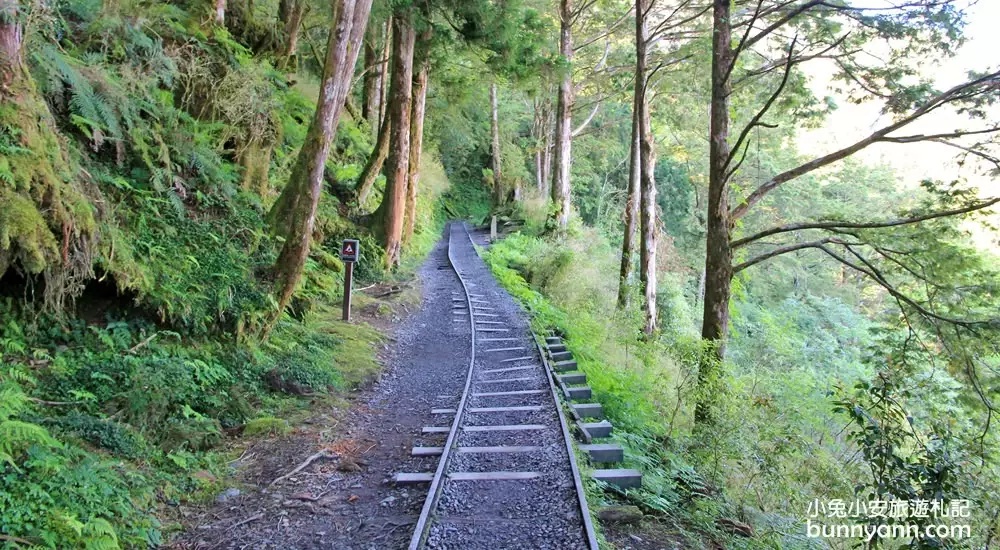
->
[
  {"left": 374, "top": 287, "right": 404, "bottom": 298},
  {"left": 229, "top": 512, "right": 265, "bottom": 530},
  {"left": 268, "top": 450, "right": 337, "bottom": 487}
]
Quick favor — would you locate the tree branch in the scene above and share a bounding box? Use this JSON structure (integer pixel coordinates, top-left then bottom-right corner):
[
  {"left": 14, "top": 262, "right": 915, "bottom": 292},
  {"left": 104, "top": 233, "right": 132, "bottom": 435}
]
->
[
  {"left": 572, "top": 101, "right": 601, "bottom": 137},
  {"left": 724, "top": 35, "right": 798, "bottom": 178},
  {"left": 574, "top": 8, "right": 632, "bottom": 52},
  {"left": 731, "top": 197, "right": 1000, "bottom": 248},
  {"left": 733, "top": 237, "right": 838, "bottom": 272},
  {"left": 814, "top": 243, "right": 990, "bottom": 327},
  {"left": 648, "top": 1, "right": 710, "bottom": 44},
  {"left": 730, "top": 70, "right": 1000, "bottom": 220}
]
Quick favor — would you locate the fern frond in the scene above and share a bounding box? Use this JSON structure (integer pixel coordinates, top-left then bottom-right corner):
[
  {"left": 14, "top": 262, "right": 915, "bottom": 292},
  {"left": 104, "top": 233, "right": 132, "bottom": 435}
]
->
[
  {"left": 82, "top": 518, "right": 120, "bottom": 550},
  {"left": 0, "top": 385, "right": 30, "bottom": 420},
  {"left": 0, "top": 420, "right": 58, "bottom": 456}
]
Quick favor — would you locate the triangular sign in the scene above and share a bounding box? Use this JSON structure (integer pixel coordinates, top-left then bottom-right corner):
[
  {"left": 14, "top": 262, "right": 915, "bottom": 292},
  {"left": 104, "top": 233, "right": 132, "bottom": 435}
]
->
[{"left": 344, "top": 244, "right": 354, "bottom": 254}]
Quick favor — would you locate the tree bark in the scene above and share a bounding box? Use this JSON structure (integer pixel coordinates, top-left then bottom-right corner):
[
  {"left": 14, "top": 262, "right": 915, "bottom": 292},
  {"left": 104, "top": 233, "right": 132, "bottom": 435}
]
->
[
  {"left": 361, "top": 25, "right": 379, "bottom": 126},
  {"left": 696, "top": 0, "right": 735, "bottom": 424},
  {"left": 355, "top": 111, "right": 391, "bottom": 205},
  {"left": 215, "top": 0, "right": 226, "bottom": 25},
  {"left": 0, "top": 0, "right": 22, "bottom": 86},
  {"left": 532, "top": 96, "right": 553, "bottom": 194},
  {"left": 636, "top": 0, "right": 658, "bottom": 335},
  {"left": 374, "top": 11, "right": 415, "bottom": 268},
  {"left": 278, "top": 1, "right": 308, "bottom": 69},
  {"left": 550, "top": 0, "right": 573, "bottom": 230},
  {"left": 267, "top": 0, "right": 372, "bottom": 331},
  {"left": 617, "top": 83, "right": 641, "bottom": 309},
  {"left": 490, "top": 81, "right": 504, "bottom": 208},
  {"left": 533, "top": 98, "right": 545, "bottom": 191},
  {"left": 378, "top": 17, "right": 392, "bottom": 126},
  {"left": 404, "top": 28, "right": 430, "bottom": 244}
]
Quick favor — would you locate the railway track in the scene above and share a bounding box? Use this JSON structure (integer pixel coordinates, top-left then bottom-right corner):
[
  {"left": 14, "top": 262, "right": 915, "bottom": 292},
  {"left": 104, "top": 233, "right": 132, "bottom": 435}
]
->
[{"left": 395, "top": 221, "right": 598, "bottom": 550}]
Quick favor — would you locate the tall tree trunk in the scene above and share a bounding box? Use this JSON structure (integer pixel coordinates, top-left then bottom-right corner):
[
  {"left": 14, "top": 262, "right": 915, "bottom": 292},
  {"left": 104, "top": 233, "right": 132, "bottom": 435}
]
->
[
  {"left": 378, "top": 17, "right": 392, "bottom": 126},
  {"left": 533, "top": 98, "right": 545, "bottom": 191},
  {"left": 278, "top": 1, "right": 308, "bottom": 69},
  {"left": 550, "top": 0, "right": 573, "bottom": 230},
  {"left": 215, "top": 0, "right": 226, "bottom": 25},
  {"left": 355, "top": 112, "right": 391, "bottom": 205},
  {"left": 0, "top": 0, "right": 22, "bottom": 86},
  {"left": 404, "top": 24, "right": 431, "bottom": 244},
  {"left": 374, "top": 11, "right": 415, "bottom": 268},
  {"left": 617, "top": 86, "right": 641, "bottom": 309},
  {"left": 696, "top": 0, "right": 735, "bottom": 424},
  {"left": 361, "top": 26, "right": 379, "bottom": 126},
  {"left": 542, "top": 122, "right": 553, "bottom": 194},
  {"left": 267, "top": 0, "right": 372, "bottom": 330},
  {"left": 636, "top": 0, "right": 658, "bottom": 335},
  {"left": 490, "top": 81, "right": 504, "bottom": 208}
]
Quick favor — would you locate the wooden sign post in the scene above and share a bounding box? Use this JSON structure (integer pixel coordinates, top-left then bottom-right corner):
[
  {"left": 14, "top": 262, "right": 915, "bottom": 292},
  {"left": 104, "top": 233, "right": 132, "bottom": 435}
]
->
[{"left": 340, "top": 239, "right": 360, "bottom": 321}]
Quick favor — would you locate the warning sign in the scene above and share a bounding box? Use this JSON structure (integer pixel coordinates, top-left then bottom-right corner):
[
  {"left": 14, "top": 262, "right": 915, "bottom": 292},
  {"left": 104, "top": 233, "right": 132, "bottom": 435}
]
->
[{"left": 340, "top": 239, "right": 360, "bottom": 262}]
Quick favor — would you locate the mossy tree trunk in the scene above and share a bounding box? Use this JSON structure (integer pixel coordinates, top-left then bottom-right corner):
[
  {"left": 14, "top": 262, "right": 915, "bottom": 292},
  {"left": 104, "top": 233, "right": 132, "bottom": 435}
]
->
[
  {"left": 0, "top": 0, "right": 22, "bottom": 86},
  {"left": 490, "top": 80, "right": 503, "bottom": 209},
  {"left": 355, "top": 110, "right": 391, "bottom": 205},
  {"left": 215, "top": 0, "right": 226, "bottom": 25},
  {"left": 373, "top": 9, "right": 414, "bottom": 269},
  {"left": 361, "top": 24, "right": 380, "bottom": 128},
  {"left": 617, "top": 81, "right": 641, "bottom": 310},
  {"left": 697, "top": 0, "right": 735, "bottom": 424},
  {"left": 403, "top": 33, "right": 429, "bottom": 244},
  {"left": 549, "top": 0, "right": 573, "bottom": 231},
  {"left": 277, "top": 0, "right": 308, "bottom": 70},
  {"left": 267, "top": 0, "right": 372, "bottom": 330},
  {"left": 636, "top": 0, "right": 658, "bottom": 336},
  {"left": 378, "top": 16, "right": 392, "bottom": 126},
  {"left": 239, "top": 141, "right": 272, "bottom": 196}
]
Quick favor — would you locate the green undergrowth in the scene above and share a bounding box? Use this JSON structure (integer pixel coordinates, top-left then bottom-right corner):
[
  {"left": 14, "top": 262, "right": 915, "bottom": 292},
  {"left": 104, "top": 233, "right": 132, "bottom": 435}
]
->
[
  {"left": 0, "top": 0, "right": 450, "bottom": 547},
  {"left": 481, "top": 231, "right": 726, "bottom": 546},
  {"left": 481, "top": 229, "right": 865, "bottom": 549}
]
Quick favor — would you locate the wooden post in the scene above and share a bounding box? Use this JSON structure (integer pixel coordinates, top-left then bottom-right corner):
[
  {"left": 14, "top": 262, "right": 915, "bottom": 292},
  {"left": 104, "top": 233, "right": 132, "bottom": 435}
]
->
[
  {"left": 490, "top": 215, "right": 498, "bottom": 242},
  {"left": 343, "top": 261, "right": 354, "bottom": 321},
  {"left": 340, "top": 238, "right": 360, "bottom": 321}
]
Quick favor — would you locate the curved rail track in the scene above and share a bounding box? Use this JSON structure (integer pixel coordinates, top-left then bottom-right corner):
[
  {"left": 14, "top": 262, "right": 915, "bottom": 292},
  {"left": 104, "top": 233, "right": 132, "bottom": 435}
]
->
[{"left": 401, "top": 221, "right": 598, "bottom": 550}]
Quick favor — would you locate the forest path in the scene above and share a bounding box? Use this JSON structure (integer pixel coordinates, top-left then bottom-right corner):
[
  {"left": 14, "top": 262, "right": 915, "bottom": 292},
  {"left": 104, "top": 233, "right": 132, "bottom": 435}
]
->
[{"left": 171, "top": 227, "right": 473, "bottom": 549}]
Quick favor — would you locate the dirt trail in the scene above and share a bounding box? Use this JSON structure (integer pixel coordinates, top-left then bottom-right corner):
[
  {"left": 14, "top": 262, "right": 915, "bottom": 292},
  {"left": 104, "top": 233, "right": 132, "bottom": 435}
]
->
[{"left": 171, "top": 229, "right": 472, "bottom": 550}]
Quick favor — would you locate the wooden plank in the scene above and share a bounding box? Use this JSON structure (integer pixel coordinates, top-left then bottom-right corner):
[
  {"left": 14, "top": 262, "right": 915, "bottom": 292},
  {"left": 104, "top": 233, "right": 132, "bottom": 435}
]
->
[
  {"left": 463, "top": 424, "right": 546, "bottom": 432},
  {"left": 411, "top": 447, "right": 444, "bottom": 457},
  {"left": 449, "top": 471, "right": 540, "bottom": 481},
  {"left": 558, "top": 373, "right": 587, "bottom": 385},
  {"left": 593, "top": 469, "right": 642, "bottom": 489},
  {"left": 580, "top": 443, "right": 624, "bottom": 463},
  {"left": 456, "top": 446, "right": 544, "bottom": 453},
  {"left": 472, "top": 389, "right": 546, "bottom": 397},
  {"left": 582, "top": 421, "right": 613, "bottom": 438},
  {"left": 480, "top": 365, "right": 538, "bottom": 375},
  {"left": 422, "top": 426, "right": 450, "bottom": 433},
  {"left": 394, "top": 472, "right": 434, "bottom": 484},
  {"left": 468, "top": 405, "right": 543, "bottom": 413},
  {"left": 572, "top": 403, "right": 603, "bottom": 419},
  {"left": 476, "top": 376, "right": 534, "bottom": 383}
]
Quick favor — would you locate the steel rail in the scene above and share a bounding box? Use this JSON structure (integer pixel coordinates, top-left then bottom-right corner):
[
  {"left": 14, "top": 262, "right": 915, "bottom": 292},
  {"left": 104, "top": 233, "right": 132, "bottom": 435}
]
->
[
  {"left": 466, "top": 223, "right": 598, "bottom": 550},
  {"left": 407, "top": 221, "right": 598, "bottom": 549},
  {"left": 407, "top": 222, "right": 477, "bottom": 550}
]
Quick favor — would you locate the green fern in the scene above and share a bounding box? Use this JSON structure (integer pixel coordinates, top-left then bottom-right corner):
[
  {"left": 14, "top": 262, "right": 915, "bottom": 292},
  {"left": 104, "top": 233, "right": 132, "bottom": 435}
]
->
[{"left": 82, "top": 518, "right": 120, "bottom": 550}]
